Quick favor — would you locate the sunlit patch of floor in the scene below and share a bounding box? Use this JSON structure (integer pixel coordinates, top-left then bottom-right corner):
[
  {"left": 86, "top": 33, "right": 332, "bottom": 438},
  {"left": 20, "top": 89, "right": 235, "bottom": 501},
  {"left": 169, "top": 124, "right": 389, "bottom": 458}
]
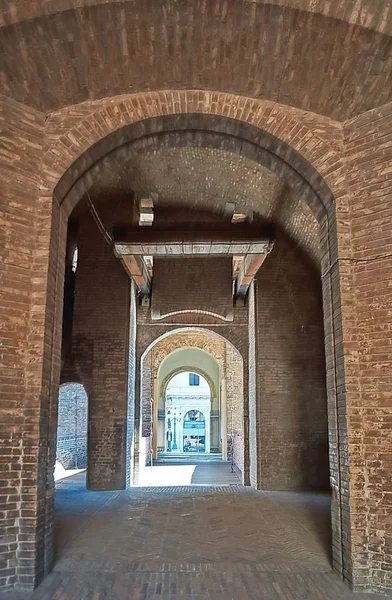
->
[
  {"left": 137, "top": 460, "right": 241, "bottom": 486},
  {"left": 54, "top": 461, "right": 86, "bottom": 482},
  {"left": 138, "top": 464, "right": 197, "bottom": 486}
]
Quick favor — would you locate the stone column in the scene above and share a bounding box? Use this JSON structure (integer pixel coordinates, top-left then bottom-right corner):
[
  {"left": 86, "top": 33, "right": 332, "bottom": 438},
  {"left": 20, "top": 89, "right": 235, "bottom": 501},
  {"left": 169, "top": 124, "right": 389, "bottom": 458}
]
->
[
  {"left": 220, "top": 378, "right": 227, "bottom": 459},
  {"left": 247, "top": 281, "right": 259, "bottom": 489}
]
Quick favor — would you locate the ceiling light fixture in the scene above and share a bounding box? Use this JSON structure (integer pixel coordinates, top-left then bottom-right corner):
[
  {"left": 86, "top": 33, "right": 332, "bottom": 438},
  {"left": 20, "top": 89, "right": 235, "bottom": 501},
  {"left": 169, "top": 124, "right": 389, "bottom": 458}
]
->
[{"left": 139, "top": 195, "right": 155, "bottom": 226}]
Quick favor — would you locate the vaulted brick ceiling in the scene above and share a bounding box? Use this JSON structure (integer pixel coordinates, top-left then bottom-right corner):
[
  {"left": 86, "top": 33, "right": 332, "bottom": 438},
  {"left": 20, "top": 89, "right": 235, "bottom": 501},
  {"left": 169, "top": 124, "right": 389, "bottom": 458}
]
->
[
  {"left": 1, "top": 0, "right": 392, "bottom": 119},
  {"left": 87, "top": 146, "right": 320, "bottom": 266},
  {"left": 2, "top": 0, "right": 392, "bottom": 34}
]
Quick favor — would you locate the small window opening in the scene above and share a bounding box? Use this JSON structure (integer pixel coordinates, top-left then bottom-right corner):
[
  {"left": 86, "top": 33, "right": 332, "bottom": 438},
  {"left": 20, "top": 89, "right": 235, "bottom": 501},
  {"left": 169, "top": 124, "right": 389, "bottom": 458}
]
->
[
  {"left": 71, "top": 248, "right": 78, "bottom": 273},
  {"left": 189, "top": 373, "right": 200, "bottom": 386}
]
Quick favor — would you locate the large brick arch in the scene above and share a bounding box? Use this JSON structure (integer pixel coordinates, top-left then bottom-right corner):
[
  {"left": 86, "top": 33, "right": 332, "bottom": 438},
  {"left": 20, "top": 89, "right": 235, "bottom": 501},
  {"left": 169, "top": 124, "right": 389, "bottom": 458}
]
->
[
  {"left": 140, "top": 325, "right": 246, "bottom": 365},
  {"left": 33, "top": 90, "right": 354, "bottom": 589},
  {"left": 44, "top": 91, "right": 348, "bottom": 578},
  {"left": 138, "top": 329, "right": 245, "bottom": 469},
  {"left": 43, "top": 91, "right": 344, "bottom": 211},
  {"left": 139, "top": 328, "right": 247, "bottom": 426}
]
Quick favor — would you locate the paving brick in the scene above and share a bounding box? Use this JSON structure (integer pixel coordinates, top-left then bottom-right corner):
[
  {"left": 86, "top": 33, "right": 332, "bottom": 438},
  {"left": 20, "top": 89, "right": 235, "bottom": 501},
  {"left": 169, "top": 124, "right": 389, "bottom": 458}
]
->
[{"left": 0, "top": 473, "right": 387, "bottom": 600}]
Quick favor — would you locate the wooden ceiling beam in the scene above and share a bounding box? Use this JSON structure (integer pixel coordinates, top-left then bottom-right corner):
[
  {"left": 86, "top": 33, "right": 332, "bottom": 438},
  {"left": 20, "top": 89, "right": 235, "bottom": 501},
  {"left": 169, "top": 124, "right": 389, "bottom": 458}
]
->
[
  {"left": 117, "top": 253, "right": 151, "bottom": 295},
  {"left": 235, "top": 250, "right": 273, "bottom": 298},
  {"left": 115, "top": 241, "right": 271, "bottom": 256},
  {"left": 113, "top": 223, "right": 273, "bottom": 245}
]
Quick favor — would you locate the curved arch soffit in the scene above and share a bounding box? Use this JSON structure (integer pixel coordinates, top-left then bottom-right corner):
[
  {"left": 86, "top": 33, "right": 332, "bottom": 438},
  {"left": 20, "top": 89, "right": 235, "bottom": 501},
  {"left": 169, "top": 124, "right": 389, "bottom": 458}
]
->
[
  {"left": 157, "top": 346, "right": 221, "bottom": 379},
  {"left": 59, "top": 381, "right": 87, "bottom": 390},
  {"left": 158, "top": 346, "right": 220, "bottom": 401},
  {"left": 54, "top": 112, "right": 334, "bottom": 225},
  {"left": 58, "top": 382, "right": 88, "bottom": 398},
  {"left": 140, "top": 326, "right": 244, "bottom": 364},
  {"left": 4, "top": 1, "right": 391, "bottom": 35}
]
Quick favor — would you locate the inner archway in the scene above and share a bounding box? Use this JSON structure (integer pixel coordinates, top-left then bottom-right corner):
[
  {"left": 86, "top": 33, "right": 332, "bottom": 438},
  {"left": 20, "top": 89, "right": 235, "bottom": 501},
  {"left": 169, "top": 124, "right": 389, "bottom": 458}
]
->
[
  {"left": 164, "top": 372, "right": 211, "bottom": 455},
  {"left": 182, "top": 408, "right": 207, "bottom": 454},
  {"left": 137, "top": 330, "right": 245, "bottom": 487},
  {"left": 157, "top": 349, "right": 221, "bottom": 459}
]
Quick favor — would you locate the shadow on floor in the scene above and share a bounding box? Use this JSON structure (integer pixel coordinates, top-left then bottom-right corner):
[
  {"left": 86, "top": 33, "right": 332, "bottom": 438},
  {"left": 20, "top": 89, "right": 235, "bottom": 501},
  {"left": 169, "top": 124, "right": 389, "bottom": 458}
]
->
[{"left": 1, "top": 474, "right": 388, "bottom": 600}]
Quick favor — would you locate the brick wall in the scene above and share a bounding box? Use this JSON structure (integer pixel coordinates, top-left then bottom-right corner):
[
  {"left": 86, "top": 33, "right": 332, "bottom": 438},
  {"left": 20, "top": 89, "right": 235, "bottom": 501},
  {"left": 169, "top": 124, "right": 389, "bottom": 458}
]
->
[
  {"left": 342, "top": 103, "right": 392, "bottom": 592},
  {"left": 225, "top": 342, "right": 244, "bottom": 475},
  {"left": 255, "top": 233, "right": 329, "bottom": 491},
  {"left": 232, "top": 436, "right": 244, "bottom": 477},
  {"left": 5, "top": 0, "right": 392, "bottom": 35},
  {"left": 141, "top": 352, "right": 153, "bottom": 438},
  {"left": 3, "top": 2, "right": 390, "bottom": 122},
  {"left": 126, "top": 281, "right": 137, "bottom": 487},
  {"left": 56, "top": 384, "right": 88, "bottom": 469},
  {"left": 151, "top": 257, "right": 233, "bottom": 321}
]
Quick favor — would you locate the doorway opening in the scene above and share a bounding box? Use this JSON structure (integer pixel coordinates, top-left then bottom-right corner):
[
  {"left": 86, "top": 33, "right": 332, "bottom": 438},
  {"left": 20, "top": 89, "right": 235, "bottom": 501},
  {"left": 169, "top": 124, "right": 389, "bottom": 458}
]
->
[
  {"left": 182, "top": 409, "right": 207, "bottom": 453},
  {"left": 55, "top": 383, "right": 88, "bottom": 487},
  {"left": 164, "top": 372, "right": 210, "bottom": 455}
]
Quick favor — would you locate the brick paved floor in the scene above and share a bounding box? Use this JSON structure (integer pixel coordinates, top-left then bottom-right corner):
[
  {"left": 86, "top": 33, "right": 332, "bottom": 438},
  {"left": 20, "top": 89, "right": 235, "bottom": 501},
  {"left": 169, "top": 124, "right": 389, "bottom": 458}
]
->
[{"left": 1, "top": 470, "right": 389, "bottom": 599}]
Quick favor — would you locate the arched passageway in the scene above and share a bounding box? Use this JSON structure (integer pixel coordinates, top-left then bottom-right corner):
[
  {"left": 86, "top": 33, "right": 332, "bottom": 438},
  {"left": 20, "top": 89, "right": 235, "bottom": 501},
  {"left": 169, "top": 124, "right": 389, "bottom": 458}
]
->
[
  {"left": 163, "top": 371, "right": 212, "bottom": 455},
  {"left": 2, "top": 43, "right": 391, "bottom": 594},
  {"left": 137, "top": 332, "right": 245, "bottom": 487},
  {"left": 181, "top": 407, "right": 208, "bottom": 454},
  {"left": 13, "top": 104, "right": 339, "bottom": 599},
  {"left": 16, "top": 106, "right": 338, "bottom": 596}
]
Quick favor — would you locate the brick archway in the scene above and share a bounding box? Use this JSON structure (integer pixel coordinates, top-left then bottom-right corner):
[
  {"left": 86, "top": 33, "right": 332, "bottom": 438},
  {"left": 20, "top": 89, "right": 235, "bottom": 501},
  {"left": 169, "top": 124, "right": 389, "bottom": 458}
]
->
[
  {"left": 140, "top": 324, "right": 245, "bottom": 368},
  {"left": 32, "top": 90, "right": 352, "bottom": 590},
  {"left": 43, "top": 91, "right": 343, "bottom": 213},
  {"left": 139, "top": 329, "right": 245, "bottom": 475}
]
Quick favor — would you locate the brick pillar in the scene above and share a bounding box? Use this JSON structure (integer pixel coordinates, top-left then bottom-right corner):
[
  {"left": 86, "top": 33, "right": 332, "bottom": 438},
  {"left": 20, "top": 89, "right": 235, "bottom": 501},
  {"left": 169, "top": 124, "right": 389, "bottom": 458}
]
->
[
  {"left": 340, "top": 104, "right": 392, "bottom": 592},
  {"left": 71, "top": 211, "right": 131, "bottom": 491},
  {"left": 132, "top": 345, "right": 142, "bottom": 485},
  {"left": 0, "top": 97, "right": 64, "bottom": 590},
  {"left": 255, "top": 236, "right": 329, "bottom": 492}
]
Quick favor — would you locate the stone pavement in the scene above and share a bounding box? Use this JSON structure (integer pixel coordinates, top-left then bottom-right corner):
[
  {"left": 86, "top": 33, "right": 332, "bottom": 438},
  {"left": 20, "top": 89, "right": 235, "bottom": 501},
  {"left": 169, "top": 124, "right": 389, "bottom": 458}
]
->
[
  {"left": 1, "top": 471, "right": 389, "bottom": 600},
  {"left": 138, "top": 459, "right": 241, "bottom": 486}
]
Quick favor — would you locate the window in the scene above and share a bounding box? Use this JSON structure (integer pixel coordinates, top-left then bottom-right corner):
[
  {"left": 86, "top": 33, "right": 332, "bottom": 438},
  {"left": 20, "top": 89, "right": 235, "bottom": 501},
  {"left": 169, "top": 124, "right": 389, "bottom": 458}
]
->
[
  {"left": 71, "top": 247, "right": 78, "bottom": 273},
  {"left": 189, "top": 373, "right": 200, "bottom": 386}
]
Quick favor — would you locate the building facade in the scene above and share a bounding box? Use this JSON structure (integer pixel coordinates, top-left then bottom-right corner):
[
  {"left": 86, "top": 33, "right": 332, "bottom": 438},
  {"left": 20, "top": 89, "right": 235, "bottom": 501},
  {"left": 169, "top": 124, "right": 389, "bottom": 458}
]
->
[{"left": 164, "top": 372, "right": 211, "bottom": 454}]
